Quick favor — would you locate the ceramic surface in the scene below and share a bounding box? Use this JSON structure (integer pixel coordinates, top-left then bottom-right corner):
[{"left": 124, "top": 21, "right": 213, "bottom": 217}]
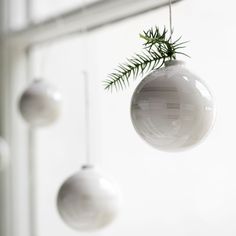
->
[
  {"left": 0, "top": 137, "right": 9, "bottom": 171},
  {"left": 18, "top": 79, "right": 62, "bottom": 127},
  {"left": 131, "top": 60, "right": 215, "bottom": 152},
  {"left": 57, "top": 166, "right": 121, "bottom": 231}
]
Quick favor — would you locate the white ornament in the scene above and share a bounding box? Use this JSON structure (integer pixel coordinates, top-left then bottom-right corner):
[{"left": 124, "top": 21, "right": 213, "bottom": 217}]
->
[
  {"left": 0, "top": 137, "right": 9, "bottom": 172},
  {"left": 131, "top": 60, "right": 215, "bottom": 152},
  {"left": 18, "top": 79, "right": 62, "bottom": 127},
  {"left": 57, "top": 165, "right": 121, "bottom": 231}
]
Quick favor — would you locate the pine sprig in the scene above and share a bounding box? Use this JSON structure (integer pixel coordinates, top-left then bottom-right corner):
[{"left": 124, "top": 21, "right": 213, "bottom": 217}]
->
[
  {"left": 104, "top": 27, "right": 188, "bottom": 91},
  {"left": 104, "top": 50, "right": 165, "bottom": 91}
]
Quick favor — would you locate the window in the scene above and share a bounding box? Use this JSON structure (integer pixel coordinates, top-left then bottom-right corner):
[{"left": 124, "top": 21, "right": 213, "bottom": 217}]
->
[
  {"left": 1, "top": 1, "right": 179, "bottom": 236},
  {"left": 1, "top": 0, "right": 236, "bottom": 236}
]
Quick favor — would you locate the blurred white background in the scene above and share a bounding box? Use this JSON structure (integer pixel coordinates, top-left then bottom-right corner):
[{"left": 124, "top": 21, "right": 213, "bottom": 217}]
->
[{"left": 1, "top": 0, "right": 236, "bottom": 236}]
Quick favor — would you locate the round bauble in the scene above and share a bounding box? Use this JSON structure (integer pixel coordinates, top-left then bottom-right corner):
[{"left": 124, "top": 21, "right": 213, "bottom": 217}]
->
[
  {"left": 18, "top": 79, "right": 62, "bottom": 127},
  {"left": 131, "top": 60, "right": 215, "bottom": 152},
  {"left": 57, "top": 165, "right": 121, "bottom": 231},
  {"left": 0, "top": 137, "right": 9, "bottom": 172}
]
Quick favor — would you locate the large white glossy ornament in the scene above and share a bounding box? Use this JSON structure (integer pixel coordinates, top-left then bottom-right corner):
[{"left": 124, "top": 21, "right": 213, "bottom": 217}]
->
[
  {"left": 131, "top": 60, "right": 215, "bottom": 152},
  {"left": 18, "top": 79, "right": 62, "bottom": 127},
  {"left": 57, "top": 165, "right": 121, "bottom": 231},
  {"left": 0, "top": 137, "right": 9, "bottom": 172}
]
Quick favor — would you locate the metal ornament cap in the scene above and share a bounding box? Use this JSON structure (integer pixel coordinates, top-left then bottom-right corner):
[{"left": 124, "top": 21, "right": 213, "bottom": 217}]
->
[
  {"left": 18, "top": 79, "right": 62, "bottom": 127},
  {"left": 131, "top": 60, "right": 215, "bottom": 152},
  {"left": 57, "top": 165, "right": 122, "bottom": 231}
]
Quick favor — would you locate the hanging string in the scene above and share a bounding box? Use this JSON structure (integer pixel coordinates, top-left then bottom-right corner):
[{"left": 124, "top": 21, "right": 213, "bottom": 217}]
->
[
  {"left": 83, "top": 71, "right": 92, "bottom": 168},
  {"left": 80, "top": 0, "right": 93, "bottom": 169},
  {"left": 169, "top": 0, "right": 173, "bottom": 41},
  {"left": 38, "top": 45, "right": 49, "bottom": 81}
]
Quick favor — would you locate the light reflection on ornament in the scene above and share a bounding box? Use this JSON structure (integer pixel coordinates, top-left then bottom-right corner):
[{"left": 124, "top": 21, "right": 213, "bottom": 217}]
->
[
  {"left": 131, "top": 60, "right": 215, "bottom": 152},
  {"left": 0, "top": 137, "right": 9, "bottom": 172},
  {"left": 57, "top": 165, "right": 121, "bottom": 231},
  {"left": 18, "top": 79, "right": 62, "bottom": 127}
]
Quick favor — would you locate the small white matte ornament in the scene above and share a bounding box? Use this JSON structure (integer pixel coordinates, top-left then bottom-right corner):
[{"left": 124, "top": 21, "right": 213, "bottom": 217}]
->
[
  {"left": 131, "top": 60, "right": 215, "bottom": 152},
  {"left": 57, "top": 165, "right": 121, "bottom": 231},
  {"left": 18, "top": 79, "right": 62, "bottom": 127},
  {"left": 0, "top": 137, "right": 9, "bottom": 172}
]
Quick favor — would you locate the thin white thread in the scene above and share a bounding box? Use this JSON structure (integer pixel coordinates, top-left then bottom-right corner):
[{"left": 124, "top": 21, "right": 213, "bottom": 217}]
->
[
  {"left": 169, "top": 0, "right": 173, "bottom": 40},
  {"left": 37, "top": 40, "right": 53, "bottom": 81},
  {"left": 81, "top": 0, "right": 92, "bottom": 167},
  {"left": 83, "top": 71, "right": 91, "bottom": 166},
  {"left": 39, "top": 46, "right": 49, "bottom": 80}
]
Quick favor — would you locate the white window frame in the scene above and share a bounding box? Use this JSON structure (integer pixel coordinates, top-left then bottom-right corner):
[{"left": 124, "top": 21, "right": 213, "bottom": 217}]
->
[{"left": 0, "top": 1, "right": 182, "bottom": 236}]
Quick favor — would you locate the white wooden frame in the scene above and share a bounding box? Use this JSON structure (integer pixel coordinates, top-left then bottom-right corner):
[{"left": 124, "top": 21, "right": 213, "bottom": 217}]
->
[{"left": 0, "top": 0, "right": 182, "bottom": 236}]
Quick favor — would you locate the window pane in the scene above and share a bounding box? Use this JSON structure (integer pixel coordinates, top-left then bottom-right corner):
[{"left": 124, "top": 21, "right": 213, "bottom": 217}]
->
[
  {"left": 30, "top": 10, "right": 169, "bottom": 235},
  {"left": 29, "top": 0, "right": 236, "bottom": 235},
  {"left": 30, "top": 35, "right": 101, "bottom": 236}
]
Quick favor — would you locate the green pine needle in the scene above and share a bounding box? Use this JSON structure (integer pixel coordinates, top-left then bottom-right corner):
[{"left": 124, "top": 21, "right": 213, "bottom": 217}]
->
[{"left": 104, "top": 27, "right": 189, "bottom": 91}]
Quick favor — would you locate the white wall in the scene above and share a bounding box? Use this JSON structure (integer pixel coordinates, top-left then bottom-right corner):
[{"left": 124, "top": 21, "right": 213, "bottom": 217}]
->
[{"left": 30, "top": 0, "right": 236, "bottom": 235}]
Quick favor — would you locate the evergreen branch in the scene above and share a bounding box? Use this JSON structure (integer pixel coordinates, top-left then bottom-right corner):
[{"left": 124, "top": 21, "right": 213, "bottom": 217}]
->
[
  {"left": 105, "top": 50, "right": 165, "bottom": 91},
  {"left": 104, "top": 27, "right": 188, "bottom": 91}
]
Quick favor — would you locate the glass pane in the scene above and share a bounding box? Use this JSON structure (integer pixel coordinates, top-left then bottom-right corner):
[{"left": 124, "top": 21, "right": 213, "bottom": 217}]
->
[
  {"left": 30, "top": 35, "right": 102, "bottom": 236},
  {"left": 28, "top": 0, "right": 236, "bottom": 235},
  {"left": 29, "top": 10, "right": 170, "bottom": 235},
  {"left": 31, "top": 0, "right": 102, "bottom": 23}
]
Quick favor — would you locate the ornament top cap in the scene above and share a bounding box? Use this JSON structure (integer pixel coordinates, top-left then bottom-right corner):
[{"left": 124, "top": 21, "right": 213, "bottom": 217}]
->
[
  {"left": 165, "top": 60, "right": 185, "bottom": 67},
  {"left": 81, "top": 164, "right": 95, "bottom": 170}
]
